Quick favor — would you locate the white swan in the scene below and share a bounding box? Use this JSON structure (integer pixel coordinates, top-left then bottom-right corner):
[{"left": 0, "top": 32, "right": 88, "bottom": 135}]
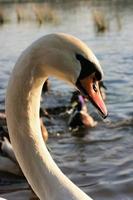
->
[{"left": 5, "top": 33, "right": 107, "bottom": 200}]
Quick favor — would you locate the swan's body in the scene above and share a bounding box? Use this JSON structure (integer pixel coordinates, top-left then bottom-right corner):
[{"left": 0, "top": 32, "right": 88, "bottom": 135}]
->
[{"left": 5, "top": 33, "right": 107, "bottom": 200}]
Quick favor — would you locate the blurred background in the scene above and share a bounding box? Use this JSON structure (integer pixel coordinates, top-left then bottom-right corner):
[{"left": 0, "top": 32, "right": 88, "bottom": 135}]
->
[{"left": 0, "top": 0, "right": 133, "bottom": 199}]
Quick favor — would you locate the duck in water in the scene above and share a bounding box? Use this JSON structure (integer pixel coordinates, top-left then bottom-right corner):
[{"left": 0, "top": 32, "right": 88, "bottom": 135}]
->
[
  {"left": 68, "top": 91, "right": 97, "bottom": 130},
  {"left": 68, "top": 81, "right": 107, "bottom": 130}
]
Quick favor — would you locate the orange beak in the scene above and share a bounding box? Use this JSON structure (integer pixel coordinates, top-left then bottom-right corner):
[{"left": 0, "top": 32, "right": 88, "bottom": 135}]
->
[{"left": 76, "top": 75, "right": 108, "bottom": 118}]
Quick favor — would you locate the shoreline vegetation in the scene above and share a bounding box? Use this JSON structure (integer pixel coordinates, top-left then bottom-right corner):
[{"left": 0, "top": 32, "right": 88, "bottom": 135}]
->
[
  {"left": 0, "top": 1, "right": 109, "bottom": 32},
  {"left": 0, "top": 0, "right": 66, "bottom": 3},
  {"left": 0, "top": 2, "right": 60, "bottom": 25},
  {"left": 0, "top": 0, "right": 54, "bottom": 3}
]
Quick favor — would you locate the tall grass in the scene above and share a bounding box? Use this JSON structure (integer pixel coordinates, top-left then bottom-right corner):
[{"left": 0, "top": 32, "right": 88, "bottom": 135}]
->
[
  {"left": 33, "top": 3, "right": 59, "bottom": 25},
  {"left": 0, "top": 3, "right": 59, "bottom": 25},
  {"left": 92, "top": 10, "right": 108, "bottom": 33},
  {"left": 16, "top": 6, "right": 25, "bottom": 23},
  {"left": 0, "top": 7, "right": 5, "bottom": 25}
]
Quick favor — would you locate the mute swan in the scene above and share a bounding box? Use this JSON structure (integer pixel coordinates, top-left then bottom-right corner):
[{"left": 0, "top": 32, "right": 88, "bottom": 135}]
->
[{"left": 5, "top": 33, "right": 107, "bottom": 200}]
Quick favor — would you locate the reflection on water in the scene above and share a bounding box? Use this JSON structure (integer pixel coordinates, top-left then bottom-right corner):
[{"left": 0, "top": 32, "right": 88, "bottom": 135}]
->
[{"left": 0, "top": 0, "right": 133, "bottom": 199}]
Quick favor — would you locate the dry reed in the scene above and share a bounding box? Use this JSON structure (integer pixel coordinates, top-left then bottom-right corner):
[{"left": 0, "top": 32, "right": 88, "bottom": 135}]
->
[
  {"left": 16, "top": 6, "right": 24, "bottom": 23},
  {"left": 33, "top": 3, "right": 59, "bottom": 25},
  {"left": 92, "top": 10, "right": 108, "bottom": 33},
  {"left": 0, "top": 7, "right": 5, "bottom": 25},
  {"left": 15, "top": 5, "right": 30, "bottom": 23}
]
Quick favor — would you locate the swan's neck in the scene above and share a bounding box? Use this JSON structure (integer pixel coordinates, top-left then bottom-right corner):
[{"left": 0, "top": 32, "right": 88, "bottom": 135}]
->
[{"left": 6, "top": 51, "right": 92, "bottom": 200}]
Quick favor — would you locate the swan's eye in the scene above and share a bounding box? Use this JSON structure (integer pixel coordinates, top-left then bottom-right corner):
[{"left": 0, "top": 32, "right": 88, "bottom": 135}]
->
[{"left": 93, "top": 82, "right": 97, "bottom": 92}]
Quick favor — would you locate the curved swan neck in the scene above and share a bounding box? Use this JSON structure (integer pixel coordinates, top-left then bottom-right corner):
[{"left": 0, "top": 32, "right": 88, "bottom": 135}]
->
[{"left": 6, "top": 36, "right": 93, "bottom": 200}]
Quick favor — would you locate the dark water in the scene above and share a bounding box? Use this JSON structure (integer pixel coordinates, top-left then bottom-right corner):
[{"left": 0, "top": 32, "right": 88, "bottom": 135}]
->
[{"left": 0, "top": 1, "right": 133, "bottom": 199}]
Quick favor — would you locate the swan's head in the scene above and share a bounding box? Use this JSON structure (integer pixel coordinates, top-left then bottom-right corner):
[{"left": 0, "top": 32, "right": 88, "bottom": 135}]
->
[
  {"left": 47, "top": 33, "right": 107, "bottom": 118},
  {"left": 36, "top": 33, "right": 107, "bottom": 118},
  {"left": 75, "top": 53, "right": 107, "bottom": 119}
]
